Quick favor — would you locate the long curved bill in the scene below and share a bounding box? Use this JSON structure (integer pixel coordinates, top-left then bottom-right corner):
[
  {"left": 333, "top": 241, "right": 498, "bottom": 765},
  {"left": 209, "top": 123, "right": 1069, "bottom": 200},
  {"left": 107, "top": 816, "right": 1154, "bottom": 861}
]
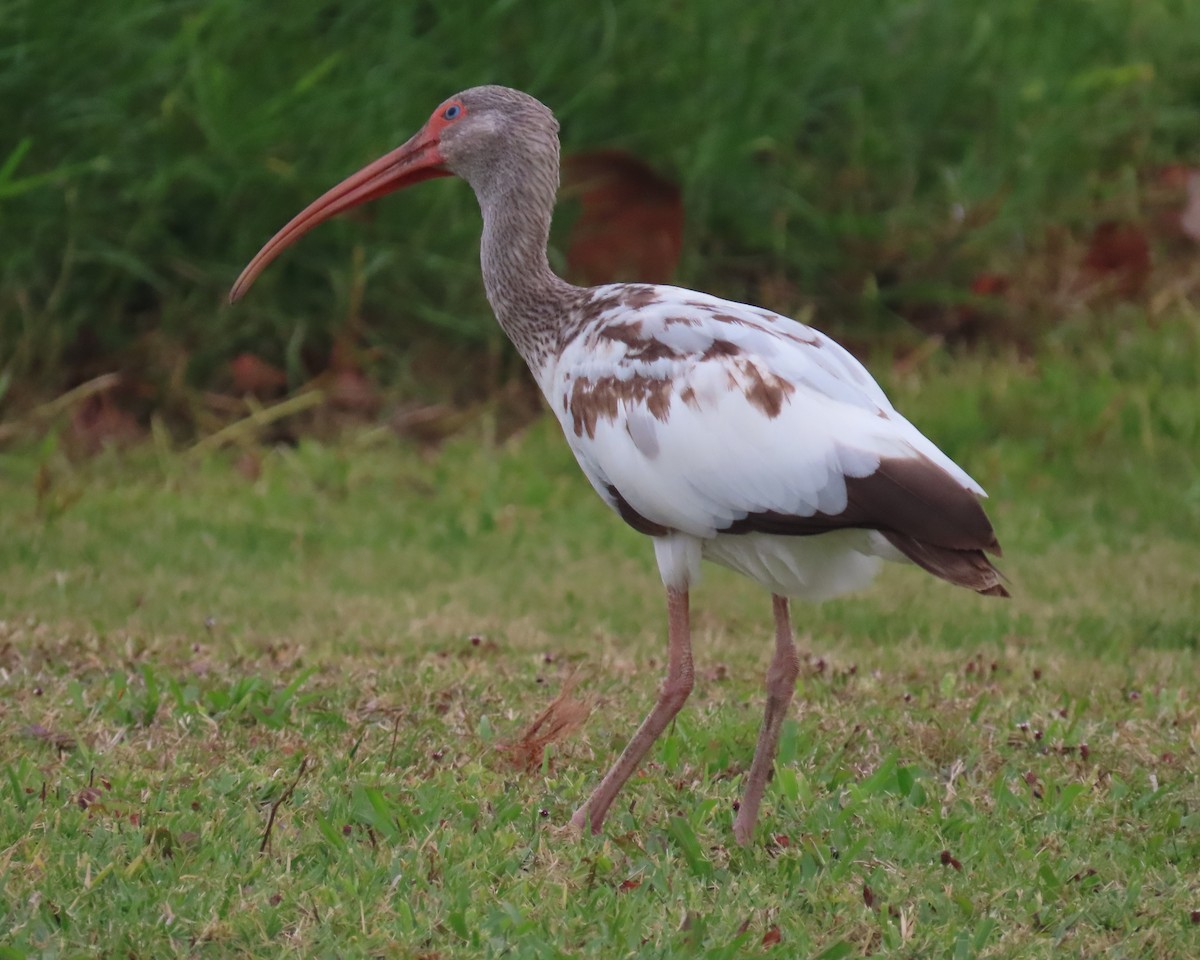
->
[{"left": 229, "top": 127, "right": 452, "bottom": 302}]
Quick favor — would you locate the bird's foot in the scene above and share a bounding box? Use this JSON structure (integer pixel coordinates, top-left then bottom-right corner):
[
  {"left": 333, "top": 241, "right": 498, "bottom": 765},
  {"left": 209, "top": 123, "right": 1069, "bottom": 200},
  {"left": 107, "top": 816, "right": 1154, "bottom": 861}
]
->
[
  {"left": 731, "top": 810, "right": 756, "bottom": 847},
  {"left": 568, "top": 805, "right": 594, "bottom": 837},
  {"left": 553, "top": 816, "right": 587, "bottom": 841}
]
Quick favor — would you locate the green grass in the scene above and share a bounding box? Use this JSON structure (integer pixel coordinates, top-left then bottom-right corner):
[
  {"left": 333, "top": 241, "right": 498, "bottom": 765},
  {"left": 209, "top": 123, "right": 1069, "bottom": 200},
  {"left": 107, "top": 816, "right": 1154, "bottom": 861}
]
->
[
  {"left": 1, "top": 308, "right": 1198, "bottom": 957},
  {"left": 3, "top": 0, "right": 1200, "bottom": 387}
]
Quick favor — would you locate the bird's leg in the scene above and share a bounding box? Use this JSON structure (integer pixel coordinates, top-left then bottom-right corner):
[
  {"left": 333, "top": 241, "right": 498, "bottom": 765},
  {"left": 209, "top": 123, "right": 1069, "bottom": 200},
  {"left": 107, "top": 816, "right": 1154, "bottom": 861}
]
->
[
  {"left": 733, "top": 594, "right": 800, "bottom": 846},
  {"left": 571, "top": 587, "right": 694, "bottom": 835}
]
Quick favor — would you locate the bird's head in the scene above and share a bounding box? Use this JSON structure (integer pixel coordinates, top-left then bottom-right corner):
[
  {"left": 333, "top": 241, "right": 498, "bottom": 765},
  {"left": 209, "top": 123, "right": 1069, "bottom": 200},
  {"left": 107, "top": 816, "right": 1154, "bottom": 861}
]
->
[
  {"left": 437, "top": 86, "right": 559, "bottom": 186},
  {"left": 229, "top": 85, "right": 558, "bottom": 302}
]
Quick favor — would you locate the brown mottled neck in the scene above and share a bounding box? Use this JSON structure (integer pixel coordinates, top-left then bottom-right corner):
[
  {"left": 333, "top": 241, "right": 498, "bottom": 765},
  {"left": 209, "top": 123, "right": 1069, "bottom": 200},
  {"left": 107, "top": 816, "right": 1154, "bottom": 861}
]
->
[{"left": 470, "top": 148, "right": 579, "bottom": 373}]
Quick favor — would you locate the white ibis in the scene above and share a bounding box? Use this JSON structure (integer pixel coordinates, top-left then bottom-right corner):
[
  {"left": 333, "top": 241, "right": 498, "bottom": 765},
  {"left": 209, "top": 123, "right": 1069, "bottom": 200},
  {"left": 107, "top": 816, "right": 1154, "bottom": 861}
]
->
[{"left": 231, "top": 86, "right": 1006, "bottom": 846}]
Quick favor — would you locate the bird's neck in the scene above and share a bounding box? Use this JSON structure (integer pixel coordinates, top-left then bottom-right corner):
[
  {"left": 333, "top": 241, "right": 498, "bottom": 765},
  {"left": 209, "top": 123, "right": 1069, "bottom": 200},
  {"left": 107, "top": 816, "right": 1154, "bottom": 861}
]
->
[{"left": 475, "top": 172, "right": 578, "bottom": 374}]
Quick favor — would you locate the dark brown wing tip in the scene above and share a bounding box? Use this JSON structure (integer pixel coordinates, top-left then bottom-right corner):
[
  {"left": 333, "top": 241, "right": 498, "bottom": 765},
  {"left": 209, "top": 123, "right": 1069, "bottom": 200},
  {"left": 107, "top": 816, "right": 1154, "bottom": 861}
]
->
[{"left": 880, "top": 531, "right": 1009, "bottom": 598}]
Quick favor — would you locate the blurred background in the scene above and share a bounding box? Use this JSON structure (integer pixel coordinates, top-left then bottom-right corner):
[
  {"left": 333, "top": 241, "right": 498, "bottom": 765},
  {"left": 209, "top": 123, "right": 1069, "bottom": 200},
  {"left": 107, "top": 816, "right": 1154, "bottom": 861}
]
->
[{"left": 2, "top": 0, "right": 1198, "bottom": 446}]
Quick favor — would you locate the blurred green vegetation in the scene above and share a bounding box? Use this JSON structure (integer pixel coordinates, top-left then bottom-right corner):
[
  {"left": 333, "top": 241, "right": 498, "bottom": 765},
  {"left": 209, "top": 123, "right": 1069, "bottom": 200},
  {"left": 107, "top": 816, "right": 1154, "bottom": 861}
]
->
[{"left": 2, "top": 0, "right": 1198, "bottom": 390}]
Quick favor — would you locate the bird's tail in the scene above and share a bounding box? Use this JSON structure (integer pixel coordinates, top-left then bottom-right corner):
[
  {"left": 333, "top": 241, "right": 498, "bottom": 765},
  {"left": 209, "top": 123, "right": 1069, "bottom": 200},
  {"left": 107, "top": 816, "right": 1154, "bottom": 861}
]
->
[{"left": 881, "top": 532, "right": 1009, "bottom": 597}]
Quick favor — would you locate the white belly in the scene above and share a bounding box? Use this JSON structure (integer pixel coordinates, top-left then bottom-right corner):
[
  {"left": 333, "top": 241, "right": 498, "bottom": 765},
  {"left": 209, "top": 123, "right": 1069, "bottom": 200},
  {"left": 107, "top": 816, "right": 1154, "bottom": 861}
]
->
[{"left": 651, "top": 528, "right": 905, "bottom": 600}]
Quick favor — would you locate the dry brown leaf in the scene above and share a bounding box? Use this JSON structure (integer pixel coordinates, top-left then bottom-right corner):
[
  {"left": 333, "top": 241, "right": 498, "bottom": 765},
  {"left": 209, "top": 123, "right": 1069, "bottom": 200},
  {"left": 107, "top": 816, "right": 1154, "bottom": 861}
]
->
[
  {"left": 497, "top": 675, "right": 591, "bottom": 773},
  {"left": 76, "top": 786, "right": 104, "bottom": 810},
  {"left": 229, "top": 353, "right": 287, "bottom": 397},
  {"left": 1082, "top": 220, "right": 1151, "bottom": 297},
  {"left": 563, "top": 149, "right": 683, "bottom": 286}
]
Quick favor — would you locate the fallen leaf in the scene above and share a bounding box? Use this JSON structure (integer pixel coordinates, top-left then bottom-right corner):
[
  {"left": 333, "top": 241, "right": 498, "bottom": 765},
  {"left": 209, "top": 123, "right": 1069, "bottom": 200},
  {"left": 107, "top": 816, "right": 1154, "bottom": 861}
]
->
[
  {"left": 1082, "top": 220, "right": 1151, "bottom": 296},
  {"left": 77, "top": 786, "right": 104, "bottom": 810},
  {"left": 229, "top": 353, "right": 287, "bottom": 397},
  {"left": 761, "top": 925, "right": 782, "bottom": 947},
  {"left": 497, "top": 675, "right": 591, "bottom": 773},
  {"left": 563, "top": 149, "right": 683, "bottom": 286},
  {"left": 1156, "top": 163, "right": 1193, "bottom": 190},
  {"left": 970, "top": 272, "right": 1010, "bottom": 298},
  {"left": 617, "top": 877, "right": 642, "bottom": 892}
]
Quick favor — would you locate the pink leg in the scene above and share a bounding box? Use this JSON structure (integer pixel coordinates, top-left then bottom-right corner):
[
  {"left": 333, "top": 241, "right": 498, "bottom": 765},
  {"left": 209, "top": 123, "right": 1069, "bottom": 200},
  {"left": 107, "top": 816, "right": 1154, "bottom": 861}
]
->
[
  {"left": 733, "top": 594, "right": 800, "bottom": 846},
  {"left": 571, "top": 587, "right": 694, "bottom": 835}
]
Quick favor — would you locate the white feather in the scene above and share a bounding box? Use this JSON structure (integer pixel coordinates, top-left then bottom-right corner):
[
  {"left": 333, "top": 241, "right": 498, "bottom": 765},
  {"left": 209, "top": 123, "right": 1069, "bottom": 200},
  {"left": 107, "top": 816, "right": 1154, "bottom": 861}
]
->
[{"left": 541, "top": 285, "right": 987, "bottom": 598}]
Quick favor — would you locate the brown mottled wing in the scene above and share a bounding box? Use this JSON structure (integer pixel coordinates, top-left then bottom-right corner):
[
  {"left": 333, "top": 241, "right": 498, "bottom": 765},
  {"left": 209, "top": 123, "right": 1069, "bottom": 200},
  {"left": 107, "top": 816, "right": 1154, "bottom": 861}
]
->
[
  {"left": 723, "top": 455, "right": 1007, "bottom": 597},
  {"left": 554, "top": 284, "right": 1006, "bottom": 597}
]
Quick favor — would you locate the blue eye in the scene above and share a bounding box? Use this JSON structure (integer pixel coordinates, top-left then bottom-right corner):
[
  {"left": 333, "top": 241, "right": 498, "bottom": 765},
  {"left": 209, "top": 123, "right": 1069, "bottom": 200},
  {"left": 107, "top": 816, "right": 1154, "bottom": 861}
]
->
[{"left": 443, "top": 104, "right": 462, "bottom": 120}]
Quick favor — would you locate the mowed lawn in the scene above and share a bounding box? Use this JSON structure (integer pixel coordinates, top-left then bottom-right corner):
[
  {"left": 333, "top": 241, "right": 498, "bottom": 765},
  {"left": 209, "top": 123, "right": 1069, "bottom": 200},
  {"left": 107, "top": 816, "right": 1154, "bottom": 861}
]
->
[{"left": 1, "top": 310, "right": 1198, "bottom": 958}]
